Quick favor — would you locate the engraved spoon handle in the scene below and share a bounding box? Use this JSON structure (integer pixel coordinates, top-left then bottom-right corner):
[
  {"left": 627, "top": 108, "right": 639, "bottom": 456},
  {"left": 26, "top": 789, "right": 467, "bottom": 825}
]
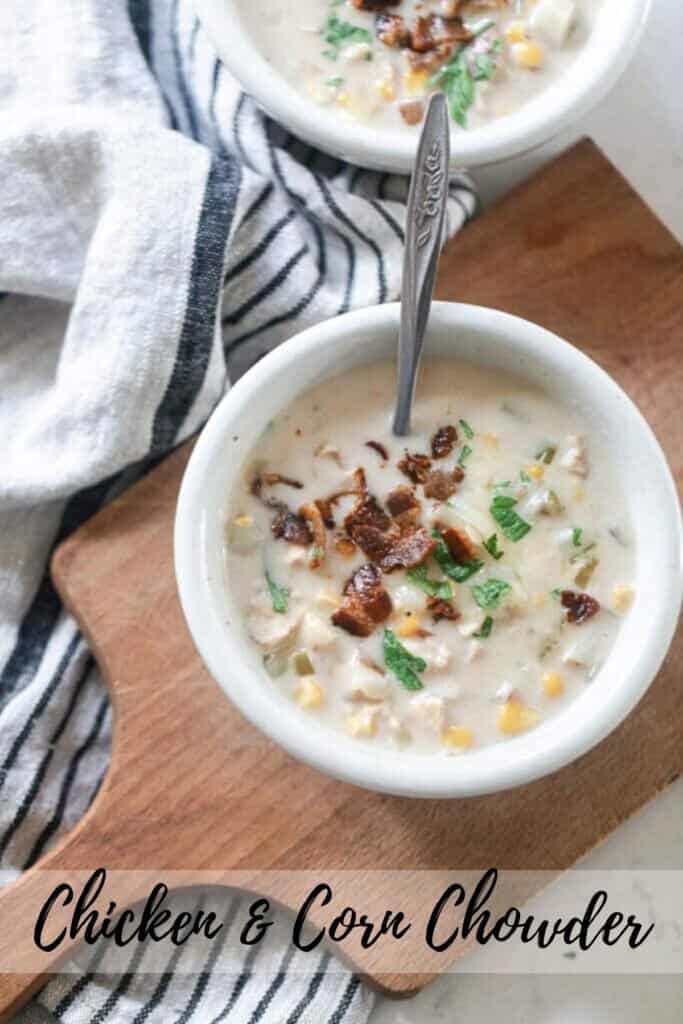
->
[{"left": 393, "top": 91, "right": 450, "bottom": 437}]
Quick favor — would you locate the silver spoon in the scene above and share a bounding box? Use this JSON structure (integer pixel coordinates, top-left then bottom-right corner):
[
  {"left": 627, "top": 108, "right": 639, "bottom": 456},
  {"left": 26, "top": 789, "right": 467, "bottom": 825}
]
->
[{"left": 393, "top": 91, "right": 450, "bottom": 437}]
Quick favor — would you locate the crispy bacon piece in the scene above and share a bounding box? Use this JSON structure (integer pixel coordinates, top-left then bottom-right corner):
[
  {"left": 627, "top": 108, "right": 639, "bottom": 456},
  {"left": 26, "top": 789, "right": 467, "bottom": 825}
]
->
[
  {"left": 398, "top": 451, "right": 432, "bottom": 484},
  {"left": 386, "top": 485, "right": 420, "bottom": 522},
  {"left": 332, "top": 564, "right": 393, "bottom": 637},
  {"left": 300, "top": 503, "right": 327, "bottom": 568},
  {"left": 353, "top": 0, "right": 400, "bottom": 9},
  {"left": 427, "top": 596, "right": 461, "bottom": 623},
  {"left": 436, "top": 522, "right": 477, "bottom": 562},
  {"left": 315, "top": 497, "right": 336, "bottom": 530},
  {"left": 261, "top": 472, "right": 303, "bottom": 489},
  {"left": 561, "top": 590, "right": 601, "bottom": 625},
  {"left": 378, "top": 525, "right": 436, "bottom": 574},
  {"left": 411, "top": 14, "right": 435, "bottom": 52},
  {"left": 271, "top": 508, "right": 312, "bottom": 546},
  {"left": 366, "top": 440, "right": 389, "bottom": 461},
  {"left": 375, "top": 11, "right": 412, "bottom": 47},
  {"left": 431, "top": 425, "right": 457, "bottom": 460},
  {"left": 344, "top": 493, "right": 393, "bottom": 536},
  {"left": 423, "top": 466, "right": 464, "bottom": 501}
]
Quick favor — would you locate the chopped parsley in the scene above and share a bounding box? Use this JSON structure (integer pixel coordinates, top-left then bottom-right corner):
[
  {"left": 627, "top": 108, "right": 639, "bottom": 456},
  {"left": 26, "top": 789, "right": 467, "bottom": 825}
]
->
[
  {"left": 484, "top": 533, "right": 504, "bottom": 560},
  {"left": 520, "top": 469, "right": 531, "bottom": 483},
  {"left": 406, "top": 565, "right": 453, "bottom": 600},
  {"left": 265, "top": 570, "right": 289, "bottom": 613},
  {"left": 473, "top": 615, "right": 494, "bottom": 639},
  {"left": 325, "top": 75, "right": 344, "bottom": 89},
  {"left": 551, "top": 587, "right": 563, "bottom": 599},
  {"left": 572, "top": 527, "right": 583, "bottom": 548},
  {"left": 320, "top": 14, "right": 372, "bottom": 60},
  {"left": 430, "top": 18, "right": 497, "bottom": 127},
  {"left": 432, "top": 529, "right": 484, "bottom": 582},
  {"left": 459, "top": 418, "right": 474, "bottom": 440},
  {"left": 458, "top": 444, "right": 473, "bottom": 466},
  {"left": 490, "top": 494, "right": 532, "bottom": 543},
  {"left": 383, "top": 628, "right": 426, "bottom": 691},
  {"left": 472, "top": 578, "right": 512, "bottom": 610}
]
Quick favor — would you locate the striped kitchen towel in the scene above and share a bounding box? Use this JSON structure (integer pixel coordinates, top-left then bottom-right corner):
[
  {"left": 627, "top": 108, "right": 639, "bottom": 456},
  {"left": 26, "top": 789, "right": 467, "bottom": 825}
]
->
[{"left": 0, "top": 0, "right": 477, "bottom": 1021}]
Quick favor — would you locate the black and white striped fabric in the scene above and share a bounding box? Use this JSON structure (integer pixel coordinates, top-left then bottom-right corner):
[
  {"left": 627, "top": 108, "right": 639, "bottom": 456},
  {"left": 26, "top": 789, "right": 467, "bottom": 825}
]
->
[{"left": 0, "top": 1, "right": 477, "bottom": 1020}]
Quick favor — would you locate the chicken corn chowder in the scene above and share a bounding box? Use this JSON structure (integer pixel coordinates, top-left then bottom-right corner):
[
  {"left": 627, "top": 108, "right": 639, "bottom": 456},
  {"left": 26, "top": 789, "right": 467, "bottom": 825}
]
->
[
  {"left": 238, "top": 0, "right": 601, "bottom": 132},
  {"left": 224, "top": 359, "right": 635, "bottom": 755}
]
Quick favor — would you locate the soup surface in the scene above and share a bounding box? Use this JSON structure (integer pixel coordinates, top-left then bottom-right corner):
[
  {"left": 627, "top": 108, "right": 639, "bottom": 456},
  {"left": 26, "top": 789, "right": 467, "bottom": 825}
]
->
[
  {"left": 224, "top": 359, "right": 635, "bottom": 754},
  {"left": 238, "top": 0, "right": 601, "bottom": 132}
]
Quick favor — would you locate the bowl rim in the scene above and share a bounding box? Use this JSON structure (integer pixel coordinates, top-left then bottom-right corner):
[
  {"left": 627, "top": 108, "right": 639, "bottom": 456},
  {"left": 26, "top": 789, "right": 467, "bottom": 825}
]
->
[
  {"left": 175, "top": 302, "right": 682, "bottom": 798},
  {"left": 194, "top": 0, "right": 652, "bottom": 171}
]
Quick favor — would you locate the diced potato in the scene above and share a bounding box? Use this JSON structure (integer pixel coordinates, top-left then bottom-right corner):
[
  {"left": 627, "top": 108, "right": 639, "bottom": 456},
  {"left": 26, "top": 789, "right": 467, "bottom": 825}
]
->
[
  {"left": 248, "top": 588, "right": 301, "bottom": 650},
  {"left": 465, "top": 640, "right": 483, "bottom": 663},
  {"left": 498, "top": 699, "right": 541, "bottom": 735},
  {"left": 342, "top": 42, "right": 372, "bottom": 62},
  {"left": 530, "top": 0, "right": 577, "bottom": 48},
  {"left": 612, "top": 584, "right": 635, "bottom": 613},
  {"left": 398, "top": 613, "right": 422, "bottom": 638},
  {"left": 299, "top": 612, "right": 336, "bottom": 650},
  {"left": 442, "top": 725, "right": 474, "bottom": 749},
  {"left": 542, "top": 671, "right": 565, "bottom": 698},
  {"left": 296, "top": 677, "right": 324, "bottom": 710},
  {"left": 407, "top": 695, "right": 445, "bottom": 738},
  {"left": 404, "top": 639, "right": 451, "bottom": 672},
  {"left": 510, "top": 41, "right": 545, "bottom": 70},
  {"left": 345, "top": 707, "right": 378, "bottom": 738},
  {"left": 494, "top": 680, "right": 515, "bottom": 703},
  {"left": 562, "top": 631, "right": 599, "bottom": 668},
  {"left": 560, "top": 435, "right": 588, "bottom": 477},
  {"left": 345, "top": 658, "right": 389, "bottom": 702}
]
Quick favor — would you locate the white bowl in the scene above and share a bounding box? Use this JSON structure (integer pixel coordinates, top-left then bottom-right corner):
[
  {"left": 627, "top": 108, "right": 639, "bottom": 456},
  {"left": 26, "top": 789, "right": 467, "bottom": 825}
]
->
[
  {"left": 175, "top": 303, "right": 682, "bottom": 798},
  {"left": 195, "top": 0, "right": 651, "bottom": 171}
]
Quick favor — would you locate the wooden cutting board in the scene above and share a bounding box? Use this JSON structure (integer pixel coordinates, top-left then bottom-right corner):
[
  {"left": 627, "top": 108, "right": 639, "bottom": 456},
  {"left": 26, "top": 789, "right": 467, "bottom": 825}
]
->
[{"left": 0, "top": 140, "right": 681, "bottom": 1020}]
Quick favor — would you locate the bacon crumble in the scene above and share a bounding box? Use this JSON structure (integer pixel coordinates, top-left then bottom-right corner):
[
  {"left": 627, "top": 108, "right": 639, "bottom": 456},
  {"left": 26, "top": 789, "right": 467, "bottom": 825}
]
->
[
  {"left": 561, "top": 590, "right": 601, "bottom": 625},
  {"left": 365, "top": 440, "right": 390, "bottom": 461},
  {"left": 435, "top": 522, "right": 477, "bottom": 562},
  {"left": 431, "top": 425, "right": 458, "bottom": 460},
  {"left": 427, "top": 596, "right": 461, "bottom": 623},
  {"left": 422, "top": 466, "right": 465, "bottom": 501},
  {"left": 398, "top": 451, "right": 432, "bottom": 484},
  {"left": 331, "top": 563, "right": 393, "bottom": 637},
  {"left": 300, "top": 503, "right": 327, "bottom": 568},
  {"left": 271, "top": 508, "right": 312, "bottom": 546}
]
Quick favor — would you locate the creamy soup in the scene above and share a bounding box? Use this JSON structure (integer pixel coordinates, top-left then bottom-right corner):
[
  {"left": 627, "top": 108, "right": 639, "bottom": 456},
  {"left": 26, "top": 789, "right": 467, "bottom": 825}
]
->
[
  {"left": 238, "top": 0, "right": 600, "bottom": 131},
  {"left": 224, "top": 359, "right": 635, "bottom": 754}
]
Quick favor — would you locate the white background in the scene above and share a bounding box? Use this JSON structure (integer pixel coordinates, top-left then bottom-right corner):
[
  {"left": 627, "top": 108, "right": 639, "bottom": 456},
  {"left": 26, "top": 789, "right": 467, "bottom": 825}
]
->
[{"left": 371, "top": 1, "right": 683, "bottom": 1020}]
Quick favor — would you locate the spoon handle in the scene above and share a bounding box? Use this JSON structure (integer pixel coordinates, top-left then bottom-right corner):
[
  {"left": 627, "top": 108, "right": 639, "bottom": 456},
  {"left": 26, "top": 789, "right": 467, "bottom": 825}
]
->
[{"left": 393, "top": 91, "right": 450, "bottom": 437}]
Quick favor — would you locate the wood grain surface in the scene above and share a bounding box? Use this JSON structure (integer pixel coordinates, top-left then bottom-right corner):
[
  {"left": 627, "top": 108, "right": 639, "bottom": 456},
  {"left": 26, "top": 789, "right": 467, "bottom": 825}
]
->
[{"left": 0, "top": 140, "right": 681, "bottom": 1020}]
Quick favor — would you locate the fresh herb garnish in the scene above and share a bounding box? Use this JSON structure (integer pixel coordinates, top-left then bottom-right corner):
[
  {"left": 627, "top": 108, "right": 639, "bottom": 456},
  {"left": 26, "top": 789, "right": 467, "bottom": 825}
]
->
[
  {"left": 458, "top": 444, "right": 473, "bottom": 466},
  {"left": 430, "top": 18, "right": 497, "bottom": 127},
  {"left": 535, "top": 444, "right": 557, "bottom": 465},
  {"left": 406, "top": 565, "right": 453, "bottom": 600},
  {"left": 383, "top": 628, "right": 426, "bottom": 691},
  {"left": 432, "top": 529, "right": 484, "bottom": 582},
  {"left": 472, "top": 578, "right": 512, "bottom": 610},
  {"left": 320, "top": 14, "right": 372, "bottom": 60},
  {"left": 572, "top": 527, "right": 583, "bottom": 548},
  {"left": 265, "top": 570, "right": 289, "bottom": 613},
  {"left": 473, "top": 615, "right": 494, "bottom": 638},
  {"left": 520, "top": 469, "right": 531, "bottom": 483},
  {"left": 490, "top": 494, "right": 532, "bottom": 543},
  {"left": 325, "top": 75, "right": 344, "bottom": 88},
  {"left": 459, "top": 418, "right": 474, "bottom": 440},
  {"left": 484, "top": 533, "right": 504, "bottom": 560},
  {"left": 551, "top": 587, "right": 563, "bottom": 599}
]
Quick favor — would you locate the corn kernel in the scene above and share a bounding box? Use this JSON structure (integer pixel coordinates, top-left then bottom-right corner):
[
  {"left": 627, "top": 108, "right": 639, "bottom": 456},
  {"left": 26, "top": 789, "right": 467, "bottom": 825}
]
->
[
  {"left": 234, "top": 515, "right": 252, "bottom": 527},
  {"left": 505, "top": 20, "right": 527, "bottom": 43},
  {"left": 612, "top": 584, "right": 635, "bottom": 613},
  {"left": 345, "top": 710, "right": 377, "bottom": 738},
  {"left": 526, "top": 463, "right": 545, "bottom": 481},
  {"left": 573, "top": 483, "right": 585, "bottom": 502},
  {"left": 404, "top": 68, "right": 429, "bottom": 95},
  {"left": 542, "top": 671, "right": 565, "bottom": 698},
  {"left": 442, "top": 725, "right": 474, "bottom": 749},
  {"left": 378, "top": 77, "right": 395, "bottom": 102},
  {"left": 511, "top": 41, "right": 545, "bottom": 69},
  {"left": 295, "top": 677, "right": 324, "bottom": 710},
  {"left": 336, "top": 91, "right": 351, "bottom": 107},
  {"left": 532, "top": 592, "right": 548, "bottom": 609},
  {"left": 397, "top": 613, "right": 422, "bottom": 638},
  {"left": 498, "top": 699, "right": 541, "bottom": 735},
  {"left": 481, "top": 432, "right": 500, "bottom": 447}
]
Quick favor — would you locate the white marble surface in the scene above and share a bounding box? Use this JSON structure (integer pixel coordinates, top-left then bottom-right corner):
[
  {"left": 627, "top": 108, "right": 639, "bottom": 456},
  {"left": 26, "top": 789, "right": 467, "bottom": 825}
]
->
[{"left": 371, "top": 1, "right": 683, "bottom": 1019}]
